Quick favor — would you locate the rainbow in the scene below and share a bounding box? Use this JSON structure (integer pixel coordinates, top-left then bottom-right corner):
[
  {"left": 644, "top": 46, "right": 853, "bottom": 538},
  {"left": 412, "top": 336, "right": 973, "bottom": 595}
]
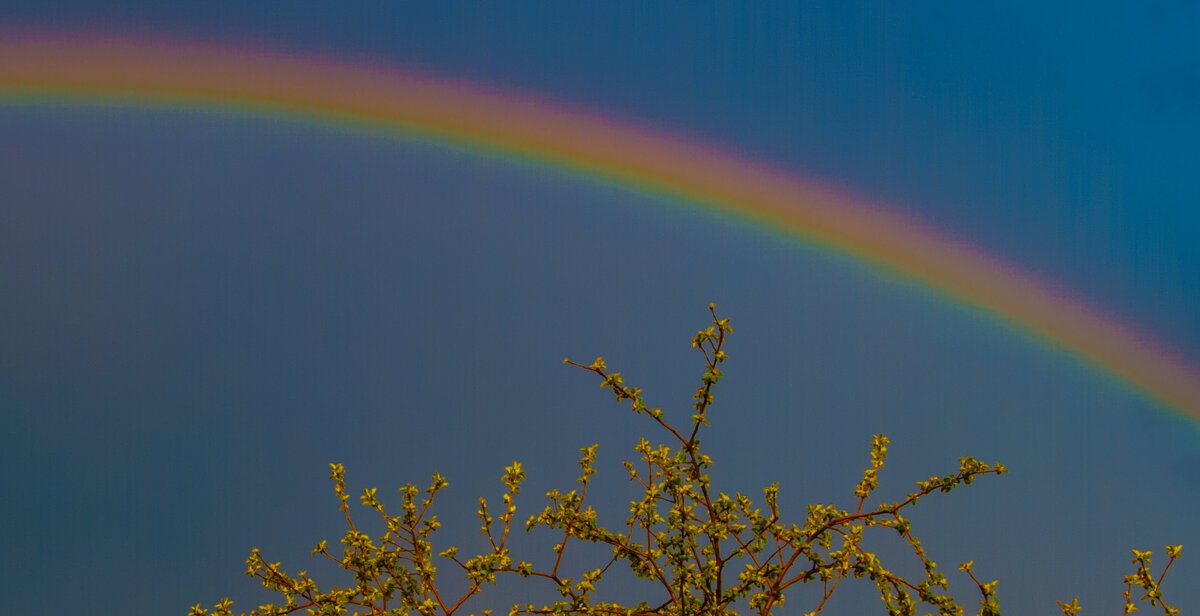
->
[{"left": 3, "top": 35, "right": 1198, "bottom": 424}]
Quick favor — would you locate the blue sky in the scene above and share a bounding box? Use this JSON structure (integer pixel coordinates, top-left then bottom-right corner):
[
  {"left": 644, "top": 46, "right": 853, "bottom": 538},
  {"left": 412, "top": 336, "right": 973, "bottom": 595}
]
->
[{"left": 1, "top": 3, "right": 1198, "bottom": 614}]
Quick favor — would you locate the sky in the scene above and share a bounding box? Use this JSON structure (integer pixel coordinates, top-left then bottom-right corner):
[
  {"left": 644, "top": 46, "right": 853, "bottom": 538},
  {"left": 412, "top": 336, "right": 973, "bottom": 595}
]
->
[{"left": 1, "top": 2, "right": 1198, "bottom": 615}]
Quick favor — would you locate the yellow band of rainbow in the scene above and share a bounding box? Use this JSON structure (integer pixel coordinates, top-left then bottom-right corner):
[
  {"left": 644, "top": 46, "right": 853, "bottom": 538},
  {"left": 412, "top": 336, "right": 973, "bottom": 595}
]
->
[{"left": 3, "top": 35, "right": 1197, "bottom": 425}]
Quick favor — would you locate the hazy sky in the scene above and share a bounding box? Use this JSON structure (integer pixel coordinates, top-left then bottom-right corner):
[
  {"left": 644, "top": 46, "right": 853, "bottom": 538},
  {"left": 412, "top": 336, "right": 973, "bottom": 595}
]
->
[{"left": 1, "top": 3, "right": 1197, "bottom": 614}]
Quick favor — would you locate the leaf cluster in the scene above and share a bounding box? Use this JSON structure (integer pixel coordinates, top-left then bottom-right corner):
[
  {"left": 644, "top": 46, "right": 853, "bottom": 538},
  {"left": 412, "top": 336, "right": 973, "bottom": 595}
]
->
[{"left": 192, "top": 304, "right": 1179, "bottom": 616}]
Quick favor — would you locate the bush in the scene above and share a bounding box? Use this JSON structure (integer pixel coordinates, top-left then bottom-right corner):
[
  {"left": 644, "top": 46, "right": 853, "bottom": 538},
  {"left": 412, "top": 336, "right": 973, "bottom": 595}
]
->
[{"left": 191, "top": 304, "right": 1180, "bottom": 616}]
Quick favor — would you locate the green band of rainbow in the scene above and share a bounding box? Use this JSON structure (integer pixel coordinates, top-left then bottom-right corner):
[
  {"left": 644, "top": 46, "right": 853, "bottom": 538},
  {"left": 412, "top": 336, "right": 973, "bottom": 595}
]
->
[{"left": 3, "top": 36, "right": 1198, "bottom": 425}]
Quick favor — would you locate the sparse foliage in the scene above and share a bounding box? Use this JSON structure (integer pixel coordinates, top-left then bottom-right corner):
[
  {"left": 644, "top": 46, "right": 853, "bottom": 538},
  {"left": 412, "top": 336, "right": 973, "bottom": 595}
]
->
[{"left": 191, "top": 304, "right": 1180, "bottom": 616}]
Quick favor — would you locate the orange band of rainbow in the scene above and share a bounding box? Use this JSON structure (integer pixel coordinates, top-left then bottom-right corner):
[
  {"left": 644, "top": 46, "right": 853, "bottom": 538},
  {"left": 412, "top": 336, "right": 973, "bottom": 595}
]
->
[{"left": 3, "top": 36, "right": 1197, "bottom": 424}]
